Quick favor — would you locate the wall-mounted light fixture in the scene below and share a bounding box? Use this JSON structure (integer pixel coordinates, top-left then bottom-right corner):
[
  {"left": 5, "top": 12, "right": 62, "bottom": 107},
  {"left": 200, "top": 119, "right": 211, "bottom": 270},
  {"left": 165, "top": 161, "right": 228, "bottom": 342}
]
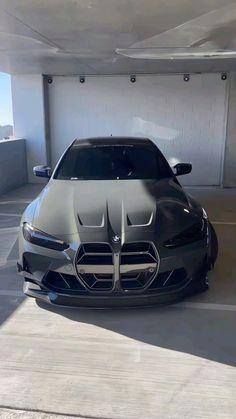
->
[
  {"left": 47, "top": 76, "right": 53, "bottom": 84},
  {"left": 183, "top": 74, "right": 190, "bottom": 82},
  {"left": 130, "top": 75, "right": 136, "bottom": 83},
  {"left": 80, "top": 76, "right": 85, "bottom": 84},
  {"left": 221, "top": 73, "right": 227, "bottom": 81}
]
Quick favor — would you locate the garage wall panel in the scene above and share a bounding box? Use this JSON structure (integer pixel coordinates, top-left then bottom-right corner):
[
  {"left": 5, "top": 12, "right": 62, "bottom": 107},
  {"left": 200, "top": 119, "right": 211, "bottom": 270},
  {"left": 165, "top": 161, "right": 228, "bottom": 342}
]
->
[
  {"left": 48, "top": 74, "right": 227, "bottom": 185},
  {"left": 223, "top": 73, "right": 236, "bottom": 187},
  {"left": 12, "top": 74, "right": 48, "bottom": 183}
]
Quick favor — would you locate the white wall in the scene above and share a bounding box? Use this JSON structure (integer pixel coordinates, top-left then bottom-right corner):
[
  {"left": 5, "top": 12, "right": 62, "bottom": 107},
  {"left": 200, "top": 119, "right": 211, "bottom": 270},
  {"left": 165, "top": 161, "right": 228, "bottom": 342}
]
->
[
  {"left": 48, "top": 74, "right": 227, "bottom": 186},
  {"left": 11, "top": 73, "right": 230, "bottom": 186},
  {"left": 11, "top": 75, "right": 48, "bottom": 183},
  {"left": 223, "top": 73, "right": 236, "bottom": 187}
]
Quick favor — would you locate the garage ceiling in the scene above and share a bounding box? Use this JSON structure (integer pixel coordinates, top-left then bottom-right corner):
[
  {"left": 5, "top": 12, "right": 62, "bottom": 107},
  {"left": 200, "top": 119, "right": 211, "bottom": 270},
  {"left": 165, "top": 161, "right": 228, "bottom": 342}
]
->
[{"left": 1, "top": 0, "right": 236, "bottom": 75}]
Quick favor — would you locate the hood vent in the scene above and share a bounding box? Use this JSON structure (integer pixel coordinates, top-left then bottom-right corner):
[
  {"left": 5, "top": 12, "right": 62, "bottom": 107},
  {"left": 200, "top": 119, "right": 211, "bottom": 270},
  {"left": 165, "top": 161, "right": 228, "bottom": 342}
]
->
[
  {"left": 126, "top": 212, "right": 153, "bottom": 227},
  {"left": 77, "top": 214, "right": 105, "bottom": 228}
]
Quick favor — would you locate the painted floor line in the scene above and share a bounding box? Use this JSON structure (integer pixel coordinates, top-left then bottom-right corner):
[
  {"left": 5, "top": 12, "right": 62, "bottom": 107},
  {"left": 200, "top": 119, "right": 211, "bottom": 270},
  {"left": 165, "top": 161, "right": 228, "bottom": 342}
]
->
[
  {"left": 0, "top": 406, "right": 94, "bottom": 419},
  {"left": 0, "top": 213, "right": 21, "bottom": 217},
  {"left": 0, "top": 290, "right": 24, "bottom": 297},
  {"left": 0, "top": 227, "right": 19, "bottom": 234},
  {"left": 0, "top": 200, "right": 30, "bottom": 205},
  {"left": 177, "top": 301, "right": 236, "bottom": 311},
  {"left": 212, "top": 221, "right": 236, "bottom": 225}
]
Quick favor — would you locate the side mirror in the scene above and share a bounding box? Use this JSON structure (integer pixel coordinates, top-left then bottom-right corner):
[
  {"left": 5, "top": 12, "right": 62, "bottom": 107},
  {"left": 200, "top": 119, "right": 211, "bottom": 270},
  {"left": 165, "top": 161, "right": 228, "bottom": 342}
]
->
[
  {"left": 173, "top": 163, "right": 192, "bottom": 176},
  {"left": 33, "top": 165, "right": 51, "bottom": 179}
]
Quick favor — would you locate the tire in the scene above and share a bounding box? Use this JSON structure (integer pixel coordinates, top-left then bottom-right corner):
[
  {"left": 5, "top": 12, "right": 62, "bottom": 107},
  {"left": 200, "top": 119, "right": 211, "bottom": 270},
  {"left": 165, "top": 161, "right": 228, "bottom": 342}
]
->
[
  {"left": 186, "top": 275, "right": 209, "bottom": 297},
  {"left": 209, "top": 222, "right": 218, "bottom": 268},
  {"left": 196, "top": 277, "right": 209, "bottom": 293}
]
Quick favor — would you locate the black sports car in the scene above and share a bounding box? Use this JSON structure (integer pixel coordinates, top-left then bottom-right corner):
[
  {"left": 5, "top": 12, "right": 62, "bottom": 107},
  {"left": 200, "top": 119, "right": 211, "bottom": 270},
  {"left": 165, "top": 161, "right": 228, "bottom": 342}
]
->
[{"left": 17, "top": 137, "right": 218, "bottom": 307}]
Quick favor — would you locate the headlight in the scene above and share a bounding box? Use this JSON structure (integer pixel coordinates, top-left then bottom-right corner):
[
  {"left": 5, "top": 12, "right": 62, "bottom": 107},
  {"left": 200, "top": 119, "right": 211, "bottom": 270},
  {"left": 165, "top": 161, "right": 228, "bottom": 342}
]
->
[
  {"left": 22, "top": 222, "right": 69, "bottom": 251},
  {"left": 163, "top": 212, "right": 207, "bottom": 249}
]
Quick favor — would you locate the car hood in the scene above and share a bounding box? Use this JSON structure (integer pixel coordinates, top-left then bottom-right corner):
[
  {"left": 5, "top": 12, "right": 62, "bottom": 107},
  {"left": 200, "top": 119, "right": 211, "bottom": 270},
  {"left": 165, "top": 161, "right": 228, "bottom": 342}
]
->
[{"left": 32, "top": 178, "right": 202, "bottom": 243}]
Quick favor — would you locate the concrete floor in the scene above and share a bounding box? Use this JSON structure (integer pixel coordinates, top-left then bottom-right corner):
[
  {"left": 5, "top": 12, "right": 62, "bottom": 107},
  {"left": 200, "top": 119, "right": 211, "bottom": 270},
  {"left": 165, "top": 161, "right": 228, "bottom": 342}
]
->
[{"left": 0, "top": 184, "right": 236, "bottom": 419}]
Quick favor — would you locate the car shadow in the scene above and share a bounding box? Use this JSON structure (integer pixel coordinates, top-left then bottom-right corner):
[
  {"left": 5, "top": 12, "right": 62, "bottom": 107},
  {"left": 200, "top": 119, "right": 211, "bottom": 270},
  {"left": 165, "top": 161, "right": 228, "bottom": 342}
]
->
[
  {"left": 37, "top": 219, "right": 236, "bottom": 368},
  {"left": 0, "top": 262, "right": 25, "bottom": 326},
  {"left": 37, "top": 296, "right": 236, "bottom": 367}
]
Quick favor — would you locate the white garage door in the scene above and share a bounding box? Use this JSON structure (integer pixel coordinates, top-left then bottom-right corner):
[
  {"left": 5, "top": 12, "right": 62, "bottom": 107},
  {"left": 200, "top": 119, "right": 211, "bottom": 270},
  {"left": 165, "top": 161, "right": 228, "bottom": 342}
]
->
[{"left": 48, "top": 74, "right": 227, "bottom": 186}]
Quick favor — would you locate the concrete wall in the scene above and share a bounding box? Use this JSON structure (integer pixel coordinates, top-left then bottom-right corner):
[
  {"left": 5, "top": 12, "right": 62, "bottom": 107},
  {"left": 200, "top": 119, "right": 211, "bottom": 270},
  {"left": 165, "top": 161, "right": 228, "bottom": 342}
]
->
[
  {"left": 0, "top": 139, "right": 27, "bottom": 195},
  {"left": 11, "top": 75, "right": 48, "bottom": 183},
  {"left": 223, "top": 73, "right": 236, "bottom": 187}
]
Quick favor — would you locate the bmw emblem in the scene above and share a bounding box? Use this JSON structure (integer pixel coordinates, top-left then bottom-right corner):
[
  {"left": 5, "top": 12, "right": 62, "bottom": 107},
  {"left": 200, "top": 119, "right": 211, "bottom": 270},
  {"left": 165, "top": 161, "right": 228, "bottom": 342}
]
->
[{"left": 112, "top": 235, "right": 121, "bottom": 243}]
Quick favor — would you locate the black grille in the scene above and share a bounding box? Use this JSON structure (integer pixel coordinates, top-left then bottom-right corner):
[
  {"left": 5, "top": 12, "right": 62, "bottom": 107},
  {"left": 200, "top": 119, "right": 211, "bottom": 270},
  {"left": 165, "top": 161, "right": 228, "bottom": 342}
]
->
[
  {"left": 83, "top": 243, "right": 112, "bottom": 253},
  {"left": 43, "top": 244, "right": 188, "bottom": 295},
  {"left": 120, "top": 242, "right": 158, "bottom": 290},
  {"left": 81, "top": 274, "right": 113, "bottom": 290},
  {"left": 76, "top": 243, "right": 113, "bottom": 291},
  {"left": 120, "top": 273, "right": 152, "bottom": 290},
  {"left": 77, "top": 244, "right": 112, "bottom": 265},
  {"left": 77, "top": 254, "right": 113, "bottom": 265}
]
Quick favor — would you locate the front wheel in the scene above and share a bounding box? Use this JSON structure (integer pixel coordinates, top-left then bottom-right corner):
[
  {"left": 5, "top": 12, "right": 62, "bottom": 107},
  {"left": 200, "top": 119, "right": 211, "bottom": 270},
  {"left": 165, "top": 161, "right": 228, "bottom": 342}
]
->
[
  {"left": 209, "top": 222, "right": 218, "bottom": 268},
  {"left": 186, "top": 275, "right": 209, "bottom": 297}
]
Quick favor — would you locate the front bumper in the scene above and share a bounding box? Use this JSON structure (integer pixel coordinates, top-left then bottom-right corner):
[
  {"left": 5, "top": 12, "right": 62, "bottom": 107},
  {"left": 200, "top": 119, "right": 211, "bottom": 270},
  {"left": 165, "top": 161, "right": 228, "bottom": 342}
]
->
[
  {"left": 17, "top": 241, "right": 208, "bottom": 307},
  {"left": 22, "top": 276, "right": 200, "bottom": 308}
]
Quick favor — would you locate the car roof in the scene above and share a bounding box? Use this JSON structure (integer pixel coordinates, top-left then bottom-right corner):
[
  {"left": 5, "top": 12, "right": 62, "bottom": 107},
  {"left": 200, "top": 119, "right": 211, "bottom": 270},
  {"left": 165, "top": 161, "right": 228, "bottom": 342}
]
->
[{"left": 73, "top": 136, "right": 154, "bottom": 147}]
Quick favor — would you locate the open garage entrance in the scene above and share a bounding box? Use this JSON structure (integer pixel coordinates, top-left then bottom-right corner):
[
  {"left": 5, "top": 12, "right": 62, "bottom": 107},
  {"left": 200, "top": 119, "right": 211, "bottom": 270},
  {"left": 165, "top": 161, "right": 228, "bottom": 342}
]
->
[
  {"left": 1, "top": 0, "right": 236, "bottom": 416},
  {"left": 48, "top": 74, "right": 228, "bottom": 186}
]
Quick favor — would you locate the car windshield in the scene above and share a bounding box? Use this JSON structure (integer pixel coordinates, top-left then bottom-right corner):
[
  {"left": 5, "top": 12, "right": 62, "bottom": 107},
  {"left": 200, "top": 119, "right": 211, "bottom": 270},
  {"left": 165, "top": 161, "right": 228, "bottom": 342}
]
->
[{"left": 54, "top": 144, "right": 172, "bottom": 180}]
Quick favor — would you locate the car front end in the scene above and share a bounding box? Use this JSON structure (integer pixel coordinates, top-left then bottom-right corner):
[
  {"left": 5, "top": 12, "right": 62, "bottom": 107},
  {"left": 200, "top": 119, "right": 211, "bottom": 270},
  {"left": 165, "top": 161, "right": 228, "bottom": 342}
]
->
[
  {"left": 17, "top": 185, "right": 212, "bottom": 308},
  {"left": 17, "top": 137, "right": 217, "bottom": 308}
]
